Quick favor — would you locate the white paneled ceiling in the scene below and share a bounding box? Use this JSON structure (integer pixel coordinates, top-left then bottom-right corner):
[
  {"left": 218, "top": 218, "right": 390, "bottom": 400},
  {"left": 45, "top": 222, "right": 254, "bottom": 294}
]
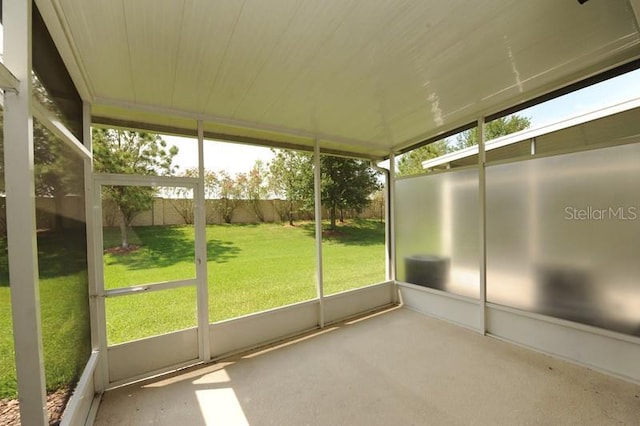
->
[{"left": 38, "top": 0, "right": 640, "bottom": 158}]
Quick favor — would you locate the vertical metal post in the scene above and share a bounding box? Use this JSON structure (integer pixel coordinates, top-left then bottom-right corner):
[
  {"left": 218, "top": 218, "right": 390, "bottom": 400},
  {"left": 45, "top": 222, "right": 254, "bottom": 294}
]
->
[
  {"left": 4, "top": 0, "right": 48, "bottom": 423},
  {"left": 93, "top": 179, "right": 109, "bottom": 388},
  {"left": 313, "top": 141, "right": 325, "bottom": 327},
  {"left": 478, "top": 117, "right": 487, "bottom": 335},
  {"left": 388, "top": 153, "right": 398, "bottom": 301},
  {"left": 196, "top": 120, "right": 211, "bottom": 361},
  {"left": 82, "top": 102, "right": 105, "bottom": 393},
  {"left": 530, "top": 137, "right": 536, "bottom": 156}
]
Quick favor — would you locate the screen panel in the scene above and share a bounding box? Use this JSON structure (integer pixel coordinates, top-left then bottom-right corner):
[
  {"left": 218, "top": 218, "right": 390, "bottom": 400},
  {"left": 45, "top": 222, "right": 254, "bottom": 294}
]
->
[
  {"left": 321, "top": 154, "right": 386, "bottom": 295},
  {"left": 33, "top": 117, "right": 91, "bottom": 415},
  {"left": 101, "top": 185, "right": 196, "bottom": 290}
]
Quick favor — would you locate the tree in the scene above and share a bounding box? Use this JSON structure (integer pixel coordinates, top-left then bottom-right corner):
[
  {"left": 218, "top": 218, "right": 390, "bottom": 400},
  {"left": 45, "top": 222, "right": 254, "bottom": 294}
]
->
[
  {"left": 397, "top": 114, "right": 531, "bottom": 176},
  {"left": 268, "top": 150, "right": 380, "bottom": 229},
  {"left": 397, "top": 141, "right": 448, "bottom": 176},
  {"left": 33, "top": 127, "right": 84, "bottom": 230},
  {"left": 454, "top": 115, "right": 531, "bottom": 150},
  {"left": 243, "top": 160, "right": 270, "bottom": 222},
  {"left": 370, "top": 189, "right": 385, "bottom": 223},
  {"left": 215, "top": 170, "right": 242, "bottom": 224},
  {"left": 268, "top": 150, "right": 312, "bottom": 225},
  {"left": 93, "top": 129, "right": 178, "bottom": 248},
  {"left": 319, "top": 156, "right": 380, "bottom": 230},
  {"left": 167, "top": 168, "right": 198, "bottom": 225},
  {"left": 201, "top": 169, "right": 219, "bottom": 224}
]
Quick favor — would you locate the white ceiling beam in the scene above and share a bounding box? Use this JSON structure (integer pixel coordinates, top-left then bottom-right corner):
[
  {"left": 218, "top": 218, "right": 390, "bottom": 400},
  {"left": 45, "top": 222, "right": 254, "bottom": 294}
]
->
[{"left": 93, "top": 96, "right": 391, "bottom": 152}]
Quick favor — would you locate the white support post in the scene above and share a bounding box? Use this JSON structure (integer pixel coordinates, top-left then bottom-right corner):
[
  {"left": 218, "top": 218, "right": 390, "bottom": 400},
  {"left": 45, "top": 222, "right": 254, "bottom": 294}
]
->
[
  {"left": 93, "top": 177, "right": 110, "bottom": 388},
  {"left": 313, "top": 141, "right": 325, "bottom": 328},
  {"left": 82, "top": 102, "right": 105, "bottom": 393},
  {"left": 478, "top": 117, "right": 487, "bottom": 335},
  {"left": 196, "top": 120, "right": 211, "bottom": 361},
  {"left": 388, "top": 153, "right": 397, "bottom": 301},
  {"left": 3, "top": 0, "right": 48, "bottom": 424}
]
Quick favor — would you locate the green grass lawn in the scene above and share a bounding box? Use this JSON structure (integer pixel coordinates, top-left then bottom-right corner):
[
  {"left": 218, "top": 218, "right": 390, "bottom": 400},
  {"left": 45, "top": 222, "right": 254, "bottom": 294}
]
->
[
  {"left": 0, "top": 230, "right": 91, "bottom": 400},
  {"left": 0, "top": 219, "right": 385, "bottom": 398},
  {"left": 104, "top": 219, "right": 385, "bottom": 343}
]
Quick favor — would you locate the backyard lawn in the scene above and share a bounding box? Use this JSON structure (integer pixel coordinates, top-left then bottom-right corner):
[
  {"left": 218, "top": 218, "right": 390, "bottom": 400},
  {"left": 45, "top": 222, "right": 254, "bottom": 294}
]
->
[
  {"left": 0, "top": 219, "right": 385, "bottom": 398},
  {"left": 0, "top": 231, "right": 91, "bottom": 399},
  {"left": 104, "top": 219, "right": 386, "bottom": 343}
]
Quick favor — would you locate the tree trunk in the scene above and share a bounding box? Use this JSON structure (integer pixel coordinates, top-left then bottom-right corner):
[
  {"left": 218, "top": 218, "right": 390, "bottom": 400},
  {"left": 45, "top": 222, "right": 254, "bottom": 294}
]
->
[
  {"left": 288, "top": 201, "right": 294, "bottom": 226},
  {"left": 330, "top": 205, "right": 337, "bottom": 230},
  {"left": 119, "top": 212, "right": 129, "bottom": 248}
]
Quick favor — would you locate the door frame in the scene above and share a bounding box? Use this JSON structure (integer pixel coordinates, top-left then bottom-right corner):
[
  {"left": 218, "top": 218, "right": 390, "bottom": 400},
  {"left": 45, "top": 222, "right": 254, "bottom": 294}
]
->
[{"left": 92, "top": 173, "right": 209, "bottom": 386}]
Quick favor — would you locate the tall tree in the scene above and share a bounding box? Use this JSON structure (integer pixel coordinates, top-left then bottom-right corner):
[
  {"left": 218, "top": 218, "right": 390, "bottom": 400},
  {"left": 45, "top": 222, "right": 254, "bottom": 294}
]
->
[
  {"left": 319, "top": 156, "right": 380, "bottom": 230},
  {"left": 243, "top": 160, "right": 270, "bottom": 222},
  {"left": 33, "top": 125, "right": 84, "bottom": 230},
  {"left": 268, "top": 150, "right": 312, "bottom": 225},
  {"left": 214, "top": 170, "right": 242, "bottom": 224},
  {"left": 454, "top": 115, "right": 531, "bottom": 150},
  {"left": 201, "top": 169, "right": 220, "bottom": 224},
  {"left": 93, "top": 129, "right": 178, "bottom": 248},
  {"left": 397, "top": 114, "right": 531, "bottom": 176},
  {"left": 397, "top": 141, "right": 448, "bottom": 177},
  {"left": 166, "top": 168, "right": 197, "bottom": 225}
]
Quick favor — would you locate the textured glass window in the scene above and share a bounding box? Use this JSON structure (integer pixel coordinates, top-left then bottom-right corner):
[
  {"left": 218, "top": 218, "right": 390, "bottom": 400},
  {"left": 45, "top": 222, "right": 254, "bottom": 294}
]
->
[
  {"left": 486, "top": 142, "right": 640, "bottom": 336},
  {"left": 395, "top": 169, "right": 479, "bottom": 299}
]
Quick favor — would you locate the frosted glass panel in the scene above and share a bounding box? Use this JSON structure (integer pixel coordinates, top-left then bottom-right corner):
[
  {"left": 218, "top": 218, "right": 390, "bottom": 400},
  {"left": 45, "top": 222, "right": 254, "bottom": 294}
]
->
[
  {"left": 395, "top": 169, "right": 479, "bottom": 298},
  {"left": 487, "top": 143, "right": 640, "bottom": 336}
]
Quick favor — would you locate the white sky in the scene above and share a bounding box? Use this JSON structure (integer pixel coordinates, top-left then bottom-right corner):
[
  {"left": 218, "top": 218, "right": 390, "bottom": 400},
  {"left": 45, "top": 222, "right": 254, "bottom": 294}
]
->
[{"left": 167, "top": 138, "right": 275, "bottom": 176}]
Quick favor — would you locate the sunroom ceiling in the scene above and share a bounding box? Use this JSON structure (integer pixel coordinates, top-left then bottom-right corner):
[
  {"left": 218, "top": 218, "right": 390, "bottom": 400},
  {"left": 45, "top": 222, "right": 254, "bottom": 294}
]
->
[{"left": 38, "top": 0, "right": 640, "bottom": 159}]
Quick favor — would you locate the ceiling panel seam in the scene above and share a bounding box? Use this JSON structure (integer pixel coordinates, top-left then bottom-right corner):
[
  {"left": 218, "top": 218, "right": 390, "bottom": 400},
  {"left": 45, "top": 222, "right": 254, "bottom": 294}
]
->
[
  {"left": 169, "top": 0, "right": 188, "bottom": 108},
  {"left": 255, "top": 1, "right": 359, "bottom": 123},
  {"left": 201, "top": 0, "right": 247, "bottom": 114},
  {"left": 120, "top": 0, "right": 137, "bottom": 103},
  {"left": 231, "top": 2, "right": 303, "bottom": 118}
]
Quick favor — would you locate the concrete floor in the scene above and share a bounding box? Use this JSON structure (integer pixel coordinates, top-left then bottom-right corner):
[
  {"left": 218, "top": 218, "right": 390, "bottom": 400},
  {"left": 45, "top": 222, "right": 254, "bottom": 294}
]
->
[{"left": 94, "top": 307, "right": 640, "bottom": 425}]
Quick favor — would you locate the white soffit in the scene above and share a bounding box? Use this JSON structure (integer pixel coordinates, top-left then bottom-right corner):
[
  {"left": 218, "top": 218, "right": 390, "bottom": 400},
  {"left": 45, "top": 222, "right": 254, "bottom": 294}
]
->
[{"left": 40, "top": 0, "right": 640, "bottom": 158}]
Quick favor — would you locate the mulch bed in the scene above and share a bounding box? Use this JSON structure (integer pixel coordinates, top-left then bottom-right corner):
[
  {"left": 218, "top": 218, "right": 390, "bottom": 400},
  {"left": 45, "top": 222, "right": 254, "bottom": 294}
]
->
[{"left": 0, "top": 386, "right": 73, "bottom": 425}]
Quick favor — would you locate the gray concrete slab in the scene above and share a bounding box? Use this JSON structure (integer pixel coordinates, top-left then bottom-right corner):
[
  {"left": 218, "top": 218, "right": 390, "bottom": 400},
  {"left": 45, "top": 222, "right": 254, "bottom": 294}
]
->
[{"left": 94, "top": 307, "right": 640, "bottom": 425}]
